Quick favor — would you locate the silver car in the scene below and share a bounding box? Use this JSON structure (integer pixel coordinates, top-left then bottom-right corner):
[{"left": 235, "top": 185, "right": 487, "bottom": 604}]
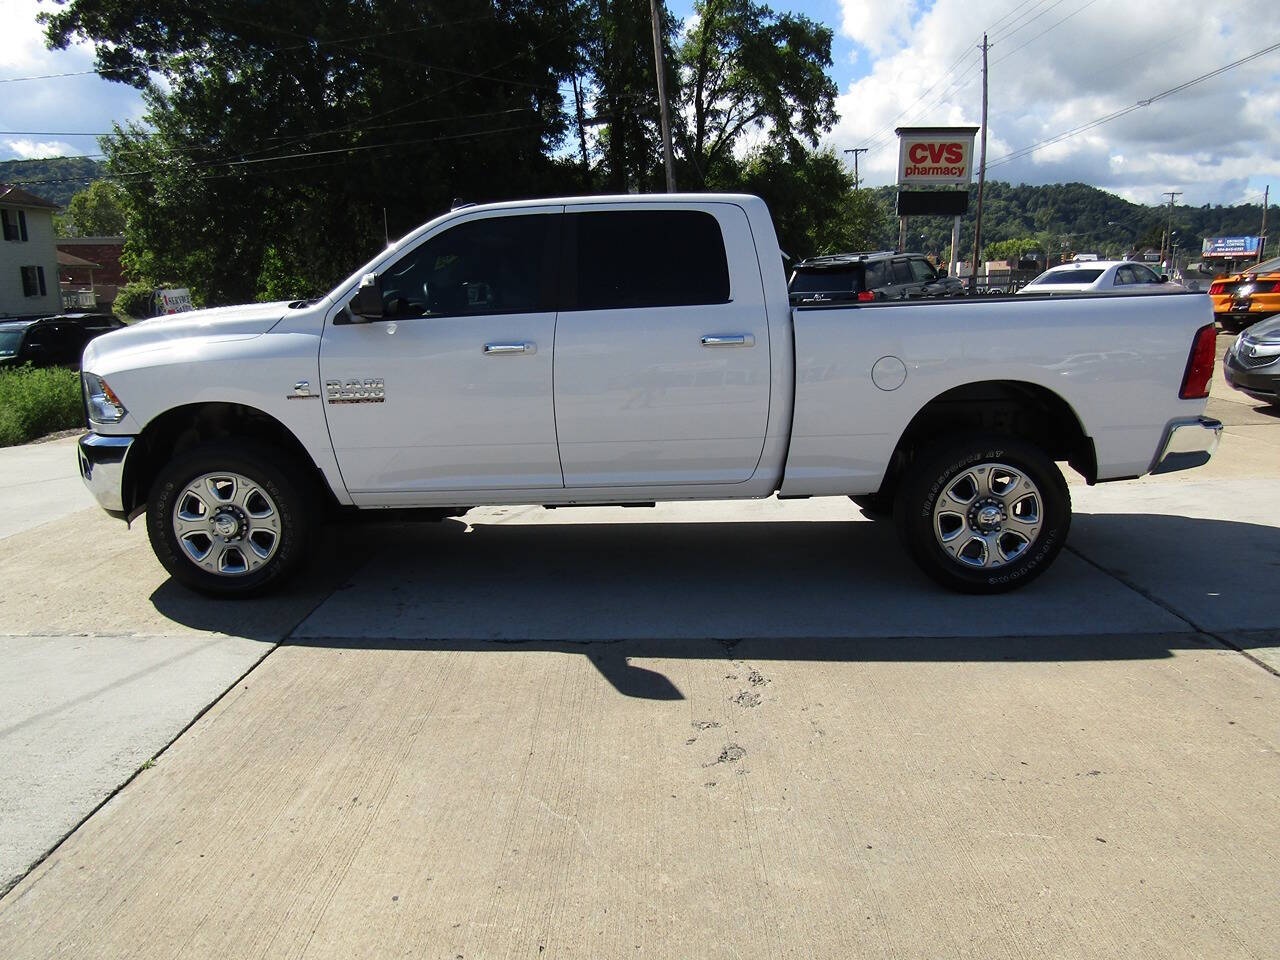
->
[{"left": 1018, "top": 260, "right": 1187, "bottom": 295}]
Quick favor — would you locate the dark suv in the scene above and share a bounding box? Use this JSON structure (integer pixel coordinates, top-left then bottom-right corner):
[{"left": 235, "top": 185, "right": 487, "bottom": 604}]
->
[
  {"left": 0, "top": 314, "right": 126, "bottom": 370},
  {"left": 788, "top": 251, "right": 965, "bottom": 304}
]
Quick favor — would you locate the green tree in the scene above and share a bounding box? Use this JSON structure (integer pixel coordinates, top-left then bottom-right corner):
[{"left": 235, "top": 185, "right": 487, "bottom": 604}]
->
[
  {"left": 739, "top": 147, "right": 888, "bottom": 259},
  {"left": 42, "top": 0, "right": 584, "bottom": 304},
  {"left": 56, "top": 179, "right": 128, "bottom": 237},
  {"left": 675, "top": 0, "right": 837, "bottom": 190}
]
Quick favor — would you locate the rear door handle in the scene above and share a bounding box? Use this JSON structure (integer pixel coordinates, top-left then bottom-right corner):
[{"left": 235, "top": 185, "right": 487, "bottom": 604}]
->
[
  {"left": 700, "top": 334, "right": 755, "bottom": 347},
  {"left": 483, "top": 342, "right": 535, "bottom": 356}
]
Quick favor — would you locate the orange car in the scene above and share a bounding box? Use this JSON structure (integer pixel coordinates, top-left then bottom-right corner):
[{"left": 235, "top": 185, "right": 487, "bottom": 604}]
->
[{"left": 1210, "top": 255, "right": 1280, "bottom": 332}]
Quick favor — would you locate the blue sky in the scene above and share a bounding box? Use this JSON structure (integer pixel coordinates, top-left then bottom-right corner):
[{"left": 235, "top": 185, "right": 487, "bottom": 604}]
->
[{"left": 3, "top": 0, "right": 1279, "bottom": 207}]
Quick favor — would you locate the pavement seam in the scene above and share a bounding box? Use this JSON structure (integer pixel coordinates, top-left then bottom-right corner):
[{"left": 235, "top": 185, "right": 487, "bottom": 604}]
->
[
  {"left": 0, "top": 569, "right": 350, "bottom": 903},
  {"left": 1065, "top": 544, "right": 1279, "bottom": 678}
]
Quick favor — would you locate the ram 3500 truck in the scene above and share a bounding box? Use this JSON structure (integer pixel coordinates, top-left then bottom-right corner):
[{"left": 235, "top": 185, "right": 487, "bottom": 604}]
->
[{"left": 76, "top": 194, "right": 1221, "bottom": 597}]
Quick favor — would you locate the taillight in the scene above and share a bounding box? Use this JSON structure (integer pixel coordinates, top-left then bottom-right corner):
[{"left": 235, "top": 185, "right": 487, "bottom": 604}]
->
[
  {"left": 1179, "top": 323, "right": 1217, "bottom": 399},
  {"left": 1256, "top": 280, "right": 1279, "bottom": 293},
  {"left": 1208, "top": 282, "right": 1226, "bottom": 295},
  {"left": 857, "top": 291, "right": 875, "bottom": 302}
]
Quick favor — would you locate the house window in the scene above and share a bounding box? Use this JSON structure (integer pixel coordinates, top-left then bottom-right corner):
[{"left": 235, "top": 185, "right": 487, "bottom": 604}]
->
[
  {"left": 1, "top": 209, "right": 26, "bottom": 242},
  {"left": 20, "top": 265, "right": 46, "bottom": 297}
]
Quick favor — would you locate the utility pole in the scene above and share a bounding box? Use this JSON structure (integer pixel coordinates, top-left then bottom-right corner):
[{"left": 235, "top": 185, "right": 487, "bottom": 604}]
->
[
  {"left": 843, "top": 147, "right": 868, "bottom": 189},
  {"left": 649, "top": 0, "right": 677, "bottom": 193},
  {"left": 968, "top": 34, "right": 989, "bottom": 293},
  {"left": 1259, "top": 184, "right": 1270, "bottom": 263},
  {"left": 1160, "top": 190, "right": 1181, "bottom": 269}
]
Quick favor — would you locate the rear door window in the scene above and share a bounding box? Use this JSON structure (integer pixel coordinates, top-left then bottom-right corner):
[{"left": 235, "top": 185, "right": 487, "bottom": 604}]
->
[
  {"left": 909, "top": 259, "right": 936, "bottom": 282},
  {"left": 568, "top": 210, "right": 730, "bottom": 310},
  {"left": 863, "top": 261, "right": 890, "bottom": 290}
]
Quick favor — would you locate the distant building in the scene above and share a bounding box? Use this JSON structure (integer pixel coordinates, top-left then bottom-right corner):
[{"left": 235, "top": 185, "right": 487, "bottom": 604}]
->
[
  {"left": 0, "top": 184, "right": 61, "bottom": 318},
  {"left": 57, "top": 249, "right": 102, "bottom": 310},
  {"left": 56, "top": 236, "right": 125, "bottom": 308}
]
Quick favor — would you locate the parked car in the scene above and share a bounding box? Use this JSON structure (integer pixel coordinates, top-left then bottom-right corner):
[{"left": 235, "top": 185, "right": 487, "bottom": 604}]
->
[
  {"left": 789, "top": 251, "right": 965, "bottom": 304},
  {"left": 1208, "top": 256, "right": 1280, "bottom": 333},
  {"left": 1018, "top": 261, "right": 1187, "bottom": 296},
  {"left": 1223, "top": 314, "right": 1280, "bottom": 407},
  {"left": 77, "top": 194, "right": 1220, "bottom": 598},
  {"left": 0, "top": 314, "right": 125, "bottom": 370}
]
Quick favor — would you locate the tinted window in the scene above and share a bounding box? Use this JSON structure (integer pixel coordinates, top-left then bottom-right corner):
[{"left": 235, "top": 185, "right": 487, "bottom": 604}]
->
[
  {"left": 790, "top": 265, "right": 865, "bottom": 295},
  {"left": 1132, "top": 264, "right": 1161, "bottom": 283},
  {"left": 0, "top": 329, "right": 23, "bottom": 358},
  {"left": 891, "top": 259, "right": 913, "bottom": 284},
  {"left": 863, "top": 261, "right": 890, "bottom": 289},
  {"left": 1029, "top": 269, "right": 1103, "bottom": 285},
  {"left": 571, "top": 210, "right": 730, "bottom": 310},
  {"left": 381, "top": 214, "right": 557, "bottom": 318},
  {"left": 909, "top": 258, "right": 936, "bottom": 282}
]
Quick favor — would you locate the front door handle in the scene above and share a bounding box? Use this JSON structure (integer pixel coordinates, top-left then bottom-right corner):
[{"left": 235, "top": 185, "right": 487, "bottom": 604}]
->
[
  {"left": 700, "top": 334, "right": 755, "bottom": 347},
  {"left": 483, "top": 342, "right": 535, "bottom": 356}
]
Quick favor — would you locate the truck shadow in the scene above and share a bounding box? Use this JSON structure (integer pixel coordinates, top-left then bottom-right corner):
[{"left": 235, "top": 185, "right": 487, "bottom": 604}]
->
[{"left": 149, "top": 512, "right": 1280, "bottom": 699}]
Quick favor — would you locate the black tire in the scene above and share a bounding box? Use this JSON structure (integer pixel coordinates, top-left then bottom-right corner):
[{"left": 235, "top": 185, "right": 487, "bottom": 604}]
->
[
  {"left": 146, "top": 440, "right": 316, "bottom": 597},
  {"left": 892, "top": 434, "right": 1070, "bottom": 594}
]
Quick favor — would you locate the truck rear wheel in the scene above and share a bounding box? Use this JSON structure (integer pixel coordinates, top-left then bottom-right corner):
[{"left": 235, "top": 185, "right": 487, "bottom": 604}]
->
[
  {"left": 893, "top": 435, "right": 1070, "bottom": 593},
  {"left": 146, "top": 441, "right": 315, "bottom": 597}
]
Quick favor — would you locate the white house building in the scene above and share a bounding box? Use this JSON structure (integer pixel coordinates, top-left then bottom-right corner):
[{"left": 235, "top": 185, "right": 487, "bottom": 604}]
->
[{"left": 0, "top": 184, "right": 61, "bottom": 318}]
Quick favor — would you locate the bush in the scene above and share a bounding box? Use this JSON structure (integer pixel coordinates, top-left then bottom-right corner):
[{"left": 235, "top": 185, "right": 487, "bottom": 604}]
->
[
  {"left": 0, "top": 366, "right": 84, "bottom": 447},
  {"left": 113, "top": 280, "right": 155, "bottom": 320}
]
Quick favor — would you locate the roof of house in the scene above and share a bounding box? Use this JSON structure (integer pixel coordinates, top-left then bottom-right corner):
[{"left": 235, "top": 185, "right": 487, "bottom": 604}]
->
[
  {"left": 0, "top": 184, "right": 60, "bottom": 210},
  {"left": 57, "top": 250, "right": 102, "bottom": 269}
]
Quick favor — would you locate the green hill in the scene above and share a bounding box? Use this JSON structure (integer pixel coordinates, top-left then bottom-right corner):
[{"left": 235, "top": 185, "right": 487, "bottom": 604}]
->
[
  {"left": 872, "top": 181, "right": 1275, "bottom": 263},
  {"left": 0, "top": 156, "right": 105, "bottom": 209}
]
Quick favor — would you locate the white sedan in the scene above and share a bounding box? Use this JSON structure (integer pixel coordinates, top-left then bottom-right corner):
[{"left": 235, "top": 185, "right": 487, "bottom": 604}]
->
[{"left": 1018, "top": 260, "right": 1187, "bottom": 295}]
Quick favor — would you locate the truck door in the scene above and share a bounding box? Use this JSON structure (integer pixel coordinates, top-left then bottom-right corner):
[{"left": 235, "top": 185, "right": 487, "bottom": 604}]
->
[
  {"left": 319, "top": 209, "right": 564, "bottom": 500},
  {"left": 552, "top": 203, "right": 770, "bottom": 487}
]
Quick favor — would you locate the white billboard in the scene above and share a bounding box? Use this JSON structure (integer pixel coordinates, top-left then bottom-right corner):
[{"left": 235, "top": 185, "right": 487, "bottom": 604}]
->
[{"left": 896, "top": 127, "right": 978, "bottom": 187}]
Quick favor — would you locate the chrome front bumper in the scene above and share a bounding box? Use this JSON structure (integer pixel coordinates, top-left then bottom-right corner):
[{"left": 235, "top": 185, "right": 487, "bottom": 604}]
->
[
  {"left": 78, "top": 432, "right": 134, "bottom": 515},
  {"left": 1150, "top": 417, "right": 1222, "bottom": 475}
]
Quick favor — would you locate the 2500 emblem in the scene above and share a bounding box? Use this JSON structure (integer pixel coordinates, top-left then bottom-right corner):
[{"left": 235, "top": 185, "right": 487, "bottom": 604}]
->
[{"left": 326, "top": 378, "right": 385, "bottom": 404}]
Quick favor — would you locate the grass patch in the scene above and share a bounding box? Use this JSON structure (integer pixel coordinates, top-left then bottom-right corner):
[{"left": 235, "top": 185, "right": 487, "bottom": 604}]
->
[{"left": 0, "top": 365, "right": 84, "bottom": 447}]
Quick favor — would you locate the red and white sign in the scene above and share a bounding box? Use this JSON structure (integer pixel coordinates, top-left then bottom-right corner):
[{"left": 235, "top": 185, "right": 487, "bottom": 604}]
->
[{"left": 896, "top": 128, "right": 978, "bottom": 187}]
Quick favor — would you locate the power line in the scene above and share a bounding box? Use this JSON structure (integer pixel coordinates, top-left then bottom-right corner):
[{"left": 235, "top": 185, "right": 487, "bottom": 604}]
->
[
  {"left": 991, "top": 0, "right": 1103, "bottom": 65},
  {"left": 986, "top": 40, "right": 1280, "bottom": 169}
]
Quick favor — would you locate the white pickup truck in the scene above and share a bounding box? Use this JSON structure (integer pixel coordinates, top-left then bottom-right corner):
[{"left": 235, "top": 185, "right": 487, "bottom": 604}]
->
[{"left": 77, "top": 194, "right": 1221, "bottom": 597}]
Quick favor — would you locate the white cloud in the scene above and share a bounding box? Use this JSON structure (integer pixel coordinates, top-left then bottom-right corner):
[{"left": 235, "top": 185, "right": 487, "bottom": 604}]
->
[
  {"left": 0, "top": 0, "right": 148, "bottom": 162},
  {"left": 827, "top": 0, "right": 1280, "bottom": 205},
  {"left": 2, "top": 138, "right": 75, "bottom": 158}
]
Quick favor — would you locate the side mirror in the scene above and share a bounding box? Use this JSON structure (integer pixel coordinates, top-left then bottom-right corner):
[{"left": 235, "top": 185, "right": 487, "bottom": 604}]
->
[
  {"left": 348, "top": 273, "right": 384, "bottom": 322},
  {"left": 1159, "top": 274, "right": 1169, "bottom": 283}
]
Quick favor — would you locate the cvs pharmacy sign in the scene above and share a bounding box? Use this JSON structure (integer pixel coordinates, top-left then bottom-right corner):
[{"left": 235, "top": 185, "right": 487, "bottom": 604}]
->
[{"left": 896, "top": 126, "right": 978, "bottom": 187}]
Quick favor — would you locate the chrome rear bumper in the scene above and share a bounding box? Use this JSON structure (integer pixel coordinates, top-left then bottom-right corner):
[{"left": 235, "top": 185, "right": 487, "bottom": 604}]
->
[
  {"left": 1150, "top": 417, "right": 1222, "bottom": 475},
  {"left": 78, "top": 432, "right": 134, "bottom": 515}
]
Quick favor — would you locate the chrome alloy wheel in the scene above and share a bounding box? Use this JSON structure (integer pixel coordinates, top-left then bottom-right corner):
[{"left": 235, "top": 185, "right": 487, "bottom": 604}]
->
[
  {"left": 931, "top": 461, "right": 1044, "bottom": 569},
  {"left": 171, "top": 471, "right": 282, "bottom": 576}
]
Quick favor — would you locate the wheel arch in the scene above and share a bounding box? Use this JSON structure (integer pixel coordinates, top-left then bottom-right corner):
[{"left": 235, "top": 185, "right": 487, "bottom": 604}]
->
[
  {"left": 121, "top": 402, "right": 339, "bottom": 518},
  {"left": 876, "top": 379, "right": 1096, "bottom": 502}
]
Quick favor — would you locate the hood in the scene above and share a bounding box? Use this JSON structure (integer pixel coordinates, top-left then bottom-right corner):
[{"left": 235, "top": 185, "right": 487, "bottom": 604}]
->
[
  {"left": 1241, "top": 314, "right": 1280, "bottom": 342},
  {"left": 84, "top": 301, "right": 292, "bottom": 366}
]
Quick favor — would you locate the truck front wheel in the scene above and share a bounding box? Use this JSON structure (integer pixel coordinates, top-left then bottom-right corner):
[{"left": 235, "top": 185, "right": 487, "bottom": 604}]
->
[
  {"left": 146, "top": 441, "right": 315, "bottom": 597},
  {"left": 893, "top": 435, "right": 1070, "bottom": 593}
]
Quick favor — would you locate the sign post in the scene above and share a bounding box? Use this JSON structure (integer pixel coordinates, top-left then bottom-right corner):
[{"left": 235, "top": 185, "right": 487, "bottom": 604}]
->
[{"left": 895, "top": 126, "right": 978, "bottom": 277}]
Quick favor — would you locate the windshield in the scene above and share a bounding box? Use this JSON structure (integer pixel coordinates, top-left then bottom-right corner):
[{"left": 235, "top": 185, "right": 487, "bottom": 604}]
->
[
  {"left": 0, "top": 330, "right": 24, "bottom": 358},
  {"left": 1029, "top": 269, "right": 1103, "bottom": 285},
  {"left": 789, "top": 265, "right": 865, "bottom": 295}
]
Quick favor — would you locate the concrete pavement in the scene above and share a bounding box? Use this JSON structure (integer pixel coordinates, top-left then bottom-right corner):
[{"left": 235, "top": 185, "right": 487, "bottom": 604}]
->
[{"left": 1, "top": 330, "right": 1277, "bottom": 957}]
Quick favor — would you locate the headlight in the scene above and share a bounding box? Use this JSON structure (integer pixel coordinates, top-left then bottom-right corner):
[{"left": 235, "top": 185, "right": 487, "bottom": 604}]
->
[{"left": 82, "top": 372, "right": 127, "bottom": 424}]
